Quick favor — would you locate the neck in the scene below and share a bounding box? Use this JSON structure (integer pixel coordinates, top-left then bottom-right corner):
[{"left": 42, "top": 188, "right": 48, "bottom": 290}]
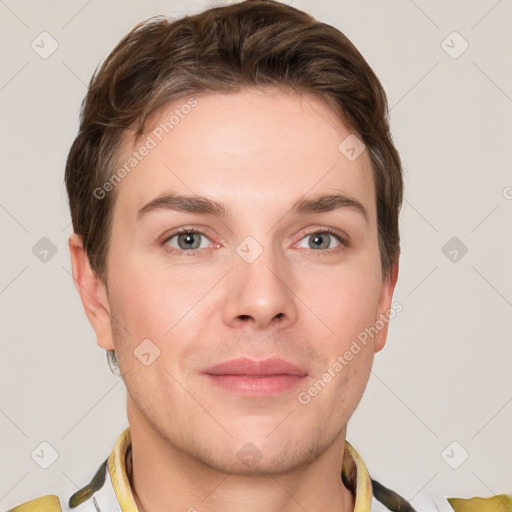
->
[{"left": 125, "top": 428, "right": 355, "bottom": 512}]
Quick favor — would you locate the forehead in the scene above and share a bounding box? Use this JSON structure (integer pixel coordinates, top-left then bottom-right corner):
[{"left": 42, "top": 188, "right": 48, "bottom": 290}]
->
[{"left": 112, "top": 87, "right": 375, "bottom": 223}]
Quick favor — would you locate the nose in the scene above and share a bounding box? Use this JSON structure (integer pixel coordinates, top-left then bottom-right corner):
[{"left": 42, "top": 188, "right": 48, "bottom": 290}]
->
[{"left": 222, "top": 243, "right": 298, "bottom": 331}]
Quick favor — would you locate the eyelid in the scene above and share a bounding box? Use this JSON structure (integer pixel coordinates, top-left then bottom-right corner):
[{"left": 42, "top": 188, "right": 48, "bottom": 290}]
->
[{"left": 161, "top": 226, "right": 214, "bottom": 243}]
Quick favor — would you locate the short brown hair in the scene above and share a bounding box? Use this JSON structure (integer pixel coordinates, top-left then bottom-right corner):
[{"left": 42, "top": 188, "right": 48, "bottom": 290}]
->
[{"left": 65, "top": 0, "right": 403, "bottom": 282}]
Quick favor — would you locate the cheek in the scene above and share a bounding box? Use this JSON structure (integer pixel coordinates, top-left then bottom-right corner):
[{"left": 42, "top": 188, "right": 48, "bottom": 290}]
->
[
  {"left": 297, "top": 260, "right": 382, "bottom": 341},
  {"left": 108, "top": 258, "right": 191, "bottom": 342}
]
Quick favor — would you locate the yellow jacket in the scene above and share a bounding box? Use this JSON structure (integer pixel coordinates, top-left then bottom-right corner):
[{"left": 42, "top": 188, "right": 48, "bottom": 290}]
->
[{"left": 4, "top": 427, "right": 511, "bottom": 512}]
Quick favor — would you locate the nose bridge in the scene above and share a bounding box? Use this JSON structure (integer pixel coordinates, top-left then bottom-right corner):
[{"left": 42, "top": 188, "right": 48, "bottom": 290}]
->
[{"left": 222, "top": 233, "right": 297, "bottom": 329}]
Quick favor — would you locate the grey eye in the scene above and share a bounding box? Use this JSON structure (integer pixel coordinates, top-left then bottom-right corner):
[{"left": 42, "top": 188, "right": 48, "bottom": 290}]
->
[{"left": 297, "top": 232, "right": 341, "bottom": 250}]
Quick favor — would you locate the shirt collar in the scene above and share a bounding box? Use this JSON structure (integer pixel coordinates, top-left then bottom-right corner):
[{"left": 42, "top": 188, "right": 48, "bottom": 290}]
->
[{"left": 106, "top": 427, "right": 373, "bottom": 512}]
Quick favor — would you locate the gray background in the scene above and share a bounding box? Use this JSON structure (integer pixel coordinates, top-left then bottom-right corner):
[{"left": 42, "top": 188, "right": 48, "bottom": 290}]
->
[{"left": 1, "top": 0, "right": 511, "bottom": 508}]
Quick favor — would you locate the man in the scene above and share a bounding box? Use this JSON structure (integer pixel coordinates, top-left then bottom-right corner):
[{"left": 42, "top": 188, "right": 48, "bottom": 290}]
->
[{"left": 6, "top": 1, "right": 511, "bottom": 511}]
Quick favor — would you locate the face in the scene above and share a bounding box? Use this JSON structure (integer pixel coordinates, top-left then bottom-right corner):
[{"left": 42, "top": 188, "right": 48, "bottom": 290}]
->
[{"left": 75, "top": 87, "right": 396, "bottom": 475}]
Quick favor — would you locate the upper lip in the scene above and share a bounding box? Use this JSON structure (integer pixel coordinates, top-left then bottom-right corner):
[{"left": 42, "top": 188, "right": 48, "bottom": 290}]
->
[{"left": 202, "top": 357, "right": 308, "bottom": 377}]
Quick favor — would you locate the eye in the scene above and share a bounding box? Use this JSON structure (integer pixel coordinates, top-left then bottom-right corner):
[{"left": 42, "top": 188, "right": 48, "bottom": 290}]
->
[
  {"left": 296, "top": 229, "right": 346, "bottom": 255},
  {"left": 161, "top": 227, "right": 347, "bottom": 257},
  {"left": 163, "top": 229, "right": 213, "bottom": 254}
]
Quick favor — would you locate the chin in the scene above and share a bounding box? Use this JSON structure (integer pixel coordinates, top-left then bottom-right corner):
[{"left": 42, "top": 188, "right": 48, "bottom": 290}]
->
[{"left": 195, "top": 427, "right": 326, "bottom": 476}]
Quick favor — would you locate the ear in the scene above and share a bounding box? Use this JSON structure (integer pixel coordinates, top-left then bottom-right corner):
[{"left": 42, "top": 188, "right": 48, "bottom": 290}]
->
[
  {"left": 374, "top": 256, "right": 399, "bottom": 353},
  {"left": 68, "top": 233, "right": 114, "bottom": 351}
]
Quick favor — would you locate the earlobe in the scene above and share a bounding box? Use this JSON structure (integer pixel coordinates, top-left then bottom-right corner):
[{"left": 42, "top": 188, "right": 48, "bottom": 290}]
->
[
  {"left": 374, "top": 258, "right": 399, "bottom": 353},
  {"left": 68, "top": 233, "right": 114, "bottom": 351}
]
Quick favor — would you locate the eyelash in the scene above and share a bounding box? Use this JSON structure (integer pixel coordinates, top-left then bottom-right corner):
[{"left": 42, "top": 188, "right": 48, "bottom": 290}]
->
[{"left": 161, "top": 227, "right": 348, "bottom": 257}]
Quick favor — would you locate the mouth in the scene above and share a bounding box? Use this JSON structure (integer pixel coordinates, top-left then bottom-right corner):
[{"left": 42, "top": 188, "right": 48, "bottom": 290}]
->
[{"left": 202, "top": 357, "right": 308, "bottom": 397}]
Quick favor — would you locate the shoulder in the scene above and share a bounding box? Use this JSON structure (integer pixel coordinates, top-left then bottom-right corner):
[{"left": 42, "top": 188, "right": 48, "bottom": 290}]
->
[
  {"left": 371, "top": 478, "right": 512, "bottom": 512},
  {"left": 447, "top": 494, "right": 512, "bottom": 512},
  {"left": 407, "top": 490, "right": 512, "bottom": 512},
  {"left": 4, "top": 495, "right": 62, "bottom": 512},
  {"left": 4, "top": 429, "right": 133, "bottom": 512},
  {"left": 3, "top": 459, "right": 110, "bottom": 512}
]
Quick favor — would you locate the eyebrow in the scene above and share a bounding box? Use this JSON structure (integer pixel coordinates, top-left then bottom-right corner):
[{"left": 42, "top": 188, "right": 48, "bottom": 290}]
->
[{"left": 136, "top": 191, "right": 368, "bottom": 222}]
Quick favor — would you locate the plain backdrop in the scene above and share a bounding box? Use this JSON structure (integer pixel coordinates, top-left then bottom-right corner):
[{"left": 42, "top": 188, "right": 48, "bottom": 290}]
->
[{"left": 1, "top": 0, "right": 511, "bottom": 509}]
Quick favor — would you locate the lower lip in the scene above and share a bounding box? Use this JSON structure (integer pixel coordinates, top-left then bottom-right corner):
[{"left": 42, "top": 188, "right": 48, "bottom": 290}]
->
[{"left": 204, "top": 374, "right": 307, "bottom": 396}]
